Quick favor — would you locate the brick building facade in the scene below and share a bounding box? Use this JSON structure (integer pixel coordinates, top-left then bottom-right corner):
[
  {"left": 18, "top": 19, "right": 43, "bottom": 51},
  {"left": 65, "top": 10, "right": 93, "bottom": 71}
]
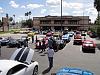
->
[{"left": 33, "top": 15, "right": 91, "bottom": 31}]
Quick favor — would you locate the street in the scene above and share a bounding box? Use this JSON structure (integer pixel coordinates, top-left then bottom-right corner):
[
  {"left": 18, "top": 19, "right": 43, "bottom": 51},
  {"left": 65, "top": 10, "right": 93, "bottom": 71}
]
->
[{"left": 0, "top": 33, "right": 100, "bottom": 75}]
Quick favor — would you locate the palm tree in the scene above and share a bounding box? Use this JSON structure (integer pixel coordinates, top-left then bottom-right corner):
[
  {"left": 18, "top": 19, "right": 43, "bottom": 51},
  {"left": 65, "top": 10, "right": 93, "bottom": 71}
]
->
[{"left": 28, "top": 11, "right": 32, "bottom": 19}]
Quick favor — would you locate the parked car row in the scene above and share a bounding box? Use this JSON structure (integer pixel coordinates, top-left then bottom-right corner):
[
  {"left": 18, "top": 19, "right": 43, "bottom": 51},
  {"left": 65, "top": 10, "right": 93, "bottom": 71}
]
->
[{"left": 0, "top": 36, "right": 29, "bottom": 48}]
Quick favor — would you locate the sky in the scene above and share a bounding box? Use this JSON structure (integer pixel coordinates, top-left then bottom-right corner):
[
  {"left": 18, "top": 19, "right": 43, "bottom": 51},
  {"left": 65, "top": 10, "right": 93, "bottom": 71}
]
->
[{"left": 0, "top": 0, "right": 98, "bottom": 23}]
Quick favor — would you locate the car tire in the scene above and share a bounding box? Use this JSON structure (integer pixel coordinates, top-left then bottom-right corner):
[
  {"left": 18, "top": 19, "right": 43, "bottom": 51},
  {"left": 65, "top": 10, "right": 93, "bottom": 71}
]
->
[{"left": 33, "top": 66, "right": 38, "bottom": 75}]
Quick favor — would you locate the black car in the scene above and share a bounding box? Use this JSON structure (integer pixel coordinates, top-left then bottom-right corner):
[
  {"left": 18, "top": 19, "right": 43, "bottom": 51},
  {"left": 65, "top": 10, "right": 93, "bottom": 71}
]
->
[
  {"left": 1, "top": 38, "right": 9, "bottom": 46},
  {"left": 7, "top": 39, "right": 18, "bottom": 47}
]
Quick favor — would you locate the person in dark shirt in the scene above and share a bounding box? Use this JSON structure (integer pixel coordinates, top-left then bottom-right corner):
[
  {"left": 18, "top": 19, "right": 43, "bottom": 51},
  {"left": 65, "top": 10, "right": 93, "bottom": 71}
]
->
[{"left": 42, "top": 39, "right": 46, "bottom": 52}]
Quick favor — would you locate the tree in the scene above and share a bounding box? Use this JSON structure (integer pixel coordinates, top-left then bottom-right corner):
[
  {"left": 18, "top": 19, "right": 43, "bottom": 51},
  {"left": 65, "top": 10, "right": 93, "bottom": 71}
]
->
[
  {"left": 0, "top": 20, "right": 3, "bottom": 27},
  {"left": 9, "top": 17, "right": 13, "bottom": 22},
  {"left": 28, "top": 11, "right": 31, "bottom": 19},
  {"left": 94, "top": 0, "right": 100, "bottom": 36}
]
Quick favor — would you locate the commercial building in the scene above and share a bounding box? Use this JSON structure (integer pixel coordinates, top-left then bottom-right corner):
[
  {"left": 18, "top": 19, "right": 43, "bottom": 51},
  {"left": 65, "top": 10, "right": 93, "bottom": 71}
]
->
[{"left": 33, "top": 15, "right": 91, "bottom": 31}]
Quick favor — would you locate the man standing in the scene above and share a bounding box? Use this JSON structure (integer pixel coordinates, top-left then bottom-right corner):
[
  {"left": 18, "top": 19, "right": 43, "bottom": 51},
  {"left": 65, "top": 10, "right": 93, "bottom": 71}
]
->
[
  {"left": 47, "top": 47, "right": 54, "bottom": 69},
  {"left": 32, "top": 35, "right": 34, "bottom": 43},
  {"left": 0, "top": 42, "right": 1, "bottom": 56}
]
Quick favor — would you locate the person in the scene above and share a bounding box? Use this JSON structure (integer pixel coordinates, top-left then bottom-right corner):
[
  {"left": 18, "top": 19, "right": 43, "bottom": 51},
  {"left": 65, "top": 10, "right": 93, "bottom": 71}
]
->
[
  {"left": 0, "top": 42, "right": 1, "bottom": 56},
  {"left": 39, "top": 40, "right": 42, "bottom": 51},
  {"left": 48, "top": 37, "right": 53, "bottom": 48},
  {"left": 32, "top": 35, "right": 34, "bottom": 43},
  {"left": 36, "top": 35, "right": 38, "bottom": 43},
  {"left": 47, "top": 47, "right": 54, "bottom": 69},
  {"left": 24, "top": 37, "right": 28, "bottom": 47},
  {"left": 42, "top": 39, "right": 46, "bottom": 52},
  {"left": 17, "top": 41, "right": 21, "bottom": 48}
]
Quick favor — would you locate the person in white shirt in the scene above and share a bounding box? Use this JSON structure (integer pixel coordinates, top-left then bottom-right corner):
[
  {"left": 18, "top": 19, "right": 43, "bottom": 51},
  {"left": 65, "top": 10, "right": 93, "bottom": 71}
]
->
[{"left": 47, "top": 47, "right": 54, "bottom": 69}]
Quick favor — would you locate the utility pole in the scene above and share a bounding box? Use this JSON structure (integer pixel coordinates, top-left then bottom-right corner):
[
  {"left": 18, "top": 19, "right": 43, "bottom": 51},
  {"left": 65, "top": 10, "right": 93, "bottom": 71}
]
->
[{"left": 61, "top": 0, "right": 63, "bottom": 32}]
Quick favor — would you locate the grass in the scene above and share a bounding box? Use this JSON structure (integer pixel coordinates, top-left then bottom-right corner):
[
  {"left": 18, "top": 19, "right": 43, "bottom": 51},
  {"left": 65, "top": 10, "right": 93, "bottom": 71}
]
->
[{"left": 0, "top": 31, "right": 14, "bottom": 34}]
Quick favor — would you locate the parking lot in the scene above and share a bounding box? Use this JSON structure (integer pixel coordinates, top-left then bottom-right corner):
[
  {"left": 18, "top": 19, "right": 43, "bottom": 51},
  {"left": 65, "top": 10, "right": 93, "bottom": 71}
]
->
[{"left": 0, "top": 33, "right": 100, "bottom": 75}]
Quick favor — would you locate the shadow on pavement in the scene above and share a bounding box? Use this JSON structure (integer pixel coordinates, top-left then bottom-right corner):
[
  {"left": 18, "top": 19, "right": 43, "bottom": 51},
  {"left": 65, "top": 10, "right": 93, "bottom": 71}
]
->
[
  {"left": 40, "top": 54, "right": 46, "bottom": 56},
  {"left": 42, "top": 67, "right": 51, "bottom": 75},
  {"left": 82, "top": 50, "right": 95, "bottom": 54},
  {"left": 96, "top": 44, "right": 100, "bottom": 50}
]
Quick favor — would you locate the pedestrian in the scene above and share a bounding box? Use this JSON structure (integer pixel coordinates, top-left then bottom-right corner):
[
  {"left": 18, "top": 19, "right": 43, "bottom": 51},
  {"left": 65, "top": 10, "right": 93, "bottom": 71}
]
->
[
  {"left": 17, "top": 41, "right": 21, "bottom": 48},
  {"left": 48, "top": 37, "right": 53, "bottom": 48},
  {"left": 32, "top": 35, "right": 34, "bottom": 43},
  {"left": 24, "top": 37, "right": 28, "bottom": 47},
  {"left": 0, "top": 42, "right": 1, "bottom": 56},
  {"left": 42, "top": 38, "right": 46, "bottom": 52},
  {"left": 47, "top": 47, "right": 54, "bottom": 69},
  {"left": 36, "top": 35, "right": 38, "bottom": 43},
  {"left": 39, "top": 40, "right": 42, "bottom": 52}
]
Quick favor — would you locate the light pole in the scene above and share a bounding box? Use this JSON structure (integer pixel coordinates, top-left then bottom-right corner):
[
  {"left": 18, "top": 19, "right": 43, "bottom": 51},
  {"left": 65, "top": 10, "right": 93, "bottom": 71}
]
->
[{"left": 61, "top": 0, "right": 63, "bottom": 32}]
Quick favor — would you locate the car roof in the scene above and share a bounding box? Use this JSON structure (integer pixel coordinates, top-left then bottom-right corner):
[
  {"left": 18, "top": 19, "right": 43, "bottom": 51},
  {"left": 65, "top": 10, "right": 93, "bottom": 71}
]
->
[{"left": 0, "top": 60, "right": 23, "bottom": 74}]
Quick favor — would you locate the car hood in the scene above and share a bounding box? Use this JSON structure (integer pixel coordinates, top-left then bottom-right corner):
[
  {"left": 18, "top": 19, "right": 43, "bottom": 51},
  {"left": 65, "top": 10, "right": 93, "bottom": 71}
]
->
[{"left": 10, "top": 47, "right": 34, "bottom": 64}]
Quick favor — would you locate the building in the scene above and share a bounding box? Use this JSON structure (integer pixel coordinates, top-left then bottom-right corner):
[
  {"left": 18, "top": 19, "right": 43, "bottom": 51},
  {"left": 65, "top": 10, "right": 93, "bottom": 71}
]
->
[
  {"left": 33, "top": 15, "right": 91, "bottom": 31},
  {"left": 2, "top": 17, "right": 9, "bottom": 31}
]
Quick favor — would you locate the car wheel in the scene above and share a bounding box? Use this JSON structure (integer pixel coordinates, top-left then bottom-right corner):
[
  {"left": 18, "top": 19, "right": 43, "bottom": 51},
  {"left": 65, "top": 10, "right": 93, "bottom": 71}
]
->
[{"left": 33, "top": 66, "right": 38, "bottom": 75}]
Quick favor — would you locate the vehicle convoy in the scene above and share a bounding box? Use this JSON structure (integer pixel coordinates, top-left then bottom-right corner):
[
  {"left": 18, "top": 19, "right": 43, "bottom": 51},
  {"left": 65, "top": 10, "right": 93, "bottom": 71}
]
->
[{"left": 0, "top": 47, "right": 39, "bottom": 75}]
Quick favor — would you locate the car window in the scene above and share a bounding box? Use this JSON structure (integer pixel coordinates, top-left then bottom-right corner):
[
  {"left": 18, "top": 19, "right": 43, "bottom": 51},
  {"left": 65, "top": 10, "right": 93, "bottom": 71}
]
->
[{"left": 7, "top": 64, "right": 27, "bottom": 75}]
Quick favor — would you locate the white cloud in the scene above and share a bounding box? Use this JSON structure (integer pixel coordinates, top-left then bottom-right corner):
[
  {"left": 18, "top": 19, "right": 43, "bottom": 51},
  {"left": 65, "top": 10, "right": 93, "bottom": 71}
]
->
[
  {"left": 46, "top": 0, "right": 61, "bottom": 5},
  {"left": 27, "top": 4, "right": 44, "bottom": 9},
  {"left": 41, "top": 9, "right": 47, "bottom": 14},
  {"left": 9, "top": 1, "right": 19, "bottom": 8},
  {"left": 0, "top": 7, "right": 4, "bottom": 13},
  {"left": 21, "top": 5, "right": 26, "bottom": 8}
]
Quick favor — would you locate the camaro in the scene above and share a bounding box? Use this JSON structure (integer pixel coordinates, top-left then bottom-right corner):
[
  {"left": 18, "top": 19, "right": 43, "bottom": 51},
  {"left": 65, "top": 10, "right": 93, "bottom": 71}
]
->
[
  {"left": 82, "top": 40, "right": 96, "bottom": 52},
  {"left": 0, "top": 47, "right": 38, "bottom": 75}
]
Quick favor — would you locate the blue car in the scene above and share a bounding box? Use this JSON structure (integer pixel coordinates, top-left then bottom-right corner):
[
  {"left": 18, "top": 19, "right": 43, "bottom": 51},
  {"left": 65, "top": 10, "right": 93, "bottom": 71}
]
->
[
  {"left": 62, "top": 34, "right": 71, "bottom": 43},
  {"left": 56, "top": 67, "right": 93, "bottom": 75}
]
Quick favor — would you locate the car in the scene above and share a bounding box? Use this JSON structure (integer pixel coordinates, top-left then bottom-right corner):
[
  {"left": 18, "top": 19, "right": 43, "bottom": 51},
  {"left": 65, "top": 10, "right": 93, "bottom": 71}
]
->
[
  {"left": 1, "top": 38, "right": 9, "bottom": 46},
  {"left": 7, "top": 39, "right": 18, "bottom": 47},
  {"left": 62, "top": 34, "right": 71, "bottom": 43},
  {"left": 73, "top": 33, "right": 82, "bottom": 45},
  {"left": 35, "top": 37, "right": 48, "bottom": 49},
  {"left": 27, "top": 32, "right": 35, "bottom": 37},
  {"left": 55, "top": 39, "right": 65, "bottom": 50},
  {"left": 82, "top": 40, "right": 96, "bottom": 52},
  {"left": 89, "top": 32, "right": 97, "bottom": 38},
  {"left": 68, "top": 31, "right": 74, "bottom": 37},
  {"left": 56, "top": 67, "right": 93, "bottom": 75},
  {"left": 17, "top": 36, "right": 29, "bottom": 46},
  {"left": 0, "top": 47, "right": 38, "bottom": 75},
  {"left": 0, "top": 37, "right": 4, "bottom": 42}
]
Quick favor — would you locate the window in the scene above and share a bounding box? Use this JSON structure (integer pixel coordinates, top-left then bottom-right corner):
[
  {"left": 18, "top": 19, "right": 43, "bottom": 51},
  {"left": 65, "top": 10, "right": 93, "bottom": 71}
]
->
[{"left": 7, "top": 64, "right": 27, "bottom": 75}]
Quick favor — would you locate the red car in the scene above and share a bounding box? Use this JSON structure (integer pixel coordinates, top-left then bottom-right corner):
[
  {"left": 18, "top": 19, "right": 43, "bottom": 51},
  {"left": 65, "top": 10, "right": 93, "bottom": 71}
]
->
[
  {"left": 73, "top": 34, "right": 82, "bottom": 45},
  {"left": 35, "top": 37, "right": 48, "bottom": 49},
  {"left": 82, "top": 40, "right": 96, "bottom": 52}
]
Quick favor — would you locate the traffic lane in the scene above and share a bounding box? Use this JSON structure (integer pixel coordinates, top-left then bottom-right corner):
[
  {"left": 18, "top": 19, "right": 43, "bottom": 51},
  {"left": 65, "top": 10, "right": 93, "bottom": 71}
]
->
[
  {"left": 0, "top": 46, "right": 16, "bottom": 59},
  {"left": 51, "top": 37, "right": 100, "bottom": 75}
]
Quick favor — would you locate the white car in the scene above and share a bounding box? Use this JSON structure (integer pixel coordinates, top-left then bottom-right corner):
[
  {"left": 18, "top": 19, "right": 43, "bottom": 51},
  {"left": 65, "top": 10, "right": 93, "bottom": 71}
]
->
[{"left": 0, "top": 47, "right": 39, "bottom": 75}]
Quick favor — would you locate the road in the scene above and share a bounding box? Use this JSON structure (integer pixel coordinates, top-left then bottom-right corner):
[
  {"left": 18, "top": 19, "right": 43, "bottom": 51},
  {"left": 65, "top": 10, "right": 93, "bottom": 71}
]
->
[{"left": 0, "top": 33, "right": 100, "bottom": 75}]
